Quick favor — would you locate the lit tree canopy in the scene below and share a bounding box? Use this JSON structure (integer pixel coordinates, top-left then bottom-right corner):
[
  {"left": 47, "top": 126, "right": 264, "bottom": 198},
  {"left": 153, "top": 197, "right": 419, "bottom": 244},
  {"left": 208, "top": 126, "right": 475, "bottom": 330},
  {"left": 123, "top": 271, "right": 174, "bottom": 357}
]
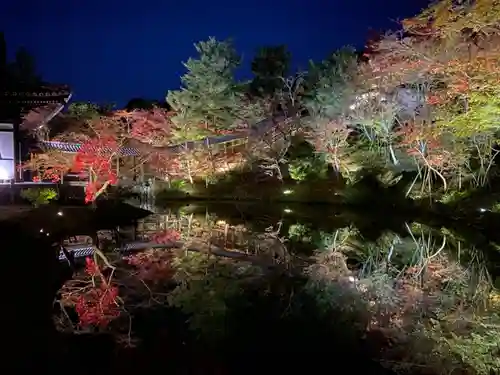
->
[
  {"left": 303, "top": 47, "right": 359, "bottom": 120},
  {"left": 166, "top": 38, "right": 248, "bottom": 138},
  {"left": 364, "top": 0, "right": 500, "bottom": 137}
]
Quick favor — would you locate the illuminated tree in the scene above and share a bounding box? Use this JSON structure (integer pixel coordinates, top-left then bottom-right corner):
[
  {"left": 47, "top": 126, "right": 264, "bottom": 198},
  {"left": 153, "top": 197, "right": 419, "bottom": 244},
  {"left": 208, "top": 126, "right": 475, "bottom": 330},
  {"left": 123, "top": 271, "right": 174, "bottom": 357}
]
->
[
  {"left": 61, "top": 256, "right": 122, "bottom": 329},
  {"left": 166, "top": 38, "right": 244, "bottom": 137},
  {"left": 50, "top": 111, "right": 125, "bottom": 202},
  {"left": 66, "top": 102, "right": 101, "bottom": 120},
  {"left": 73, "top": 136, "right": 119, "bottom": 203},
  {"left": 310, "top": 119, "right": 353, "bottom": 176},
  {"left": 147, "top": 150, "right": 183, "bottom": 183},
  {"left": 360, "top": 0, "right": 500, "bottom": 190},
  {"left": 21, "top": 150, "right": 73, "bottom": 183},
  {"left": 126, "top": 108, "right": 174, "bottom": 147},
  {"left": 247, "top": 119, "right": 298, "bottom": 181},
  {"left": 303, "top": 47, "right": 359, "bottom": 119},
  {"left": 395, "top": 121, "right": 451, "bottom": 195}
]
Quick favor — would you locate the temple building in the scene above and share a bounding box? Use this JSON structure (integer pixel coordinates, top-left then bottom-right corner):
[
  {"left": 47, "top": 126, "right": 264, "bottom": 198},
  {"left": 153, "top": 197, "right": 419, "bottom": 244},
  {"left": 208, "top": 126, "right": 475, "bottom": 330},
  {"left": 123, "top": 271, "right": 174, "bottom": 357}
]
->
[{"left": 0, "top": 32, "right": 72, "bottom": 184}]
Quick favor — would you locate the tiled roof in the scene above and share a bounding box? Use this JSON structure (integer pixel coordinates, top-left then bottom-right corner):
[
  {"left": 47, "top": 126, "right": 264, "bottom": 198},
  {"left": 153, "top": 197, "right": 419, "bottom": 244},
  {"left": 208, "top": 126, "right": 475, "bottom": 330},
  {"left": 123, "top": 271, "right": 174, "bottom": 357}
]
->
[
  {"left": 58, "top": 241, "right": 172, "bottom": 261},
  {"left": 0, "top": 85, "right": 72, "bottom": 105},
  {"left": 59, "top": 246, "right": 94, "bottom": 260},
  {"left": 40, "top": 113, "right": 292, "bottom": 157},
  {"left": 0, "top": 84, "right": 73, "bottom": 126},
  {"left": 41, "top": 141, "right": 141, "bottom": 156}
]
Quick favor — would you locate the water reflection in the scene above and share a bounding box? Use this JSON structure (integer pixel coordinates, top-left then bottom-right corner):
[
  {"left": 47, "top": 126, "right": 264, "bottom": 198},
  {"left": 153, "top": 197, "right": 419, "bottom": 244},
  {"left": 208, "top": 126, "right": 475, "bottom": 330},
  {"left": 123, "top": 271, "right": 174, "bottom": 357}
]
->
[
  {"left": 41, "top": 201, "right": 500, "bottom": 374},
  {"left": 134, "top": 202, "right": 500, "bottom": 286}
]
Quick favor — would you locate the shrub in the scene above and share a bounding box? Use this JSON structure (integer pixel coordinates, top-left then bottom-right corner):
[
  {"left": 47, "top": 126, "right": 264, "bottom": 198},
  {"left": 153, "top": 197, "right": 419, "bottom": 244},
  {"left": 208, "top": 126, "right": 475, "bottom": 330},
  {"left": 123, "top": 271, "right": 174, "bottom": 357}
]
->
[{"left": 20, "top": 188, "right": 58, "bottom": 207}]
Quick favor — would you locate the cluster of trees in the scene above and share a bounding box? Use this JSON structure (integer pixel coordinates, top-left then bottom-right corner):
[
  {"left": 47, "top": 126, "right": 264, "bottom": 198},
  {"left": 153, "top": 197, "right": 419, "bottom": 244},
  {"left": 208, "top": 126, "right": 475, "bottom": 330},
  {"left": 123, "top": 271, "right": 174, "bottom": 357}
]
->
[
  {"left": 19, "top": 38, "right": 308, "bottom": 199},
  {"left": 55, "top": 206, "right": 500, "bottom": 374},
  {"left": 35, "top": 2, "right": 500, "bottom": 373},
  {"left": 303, "top": 0, "right": 500, "bottom": 199},
  {"left": 0, "top": 32, "right": 41, "bottom": 88},
  {"left": 19, "top": 0, "right": 500, "bottom": 202}
]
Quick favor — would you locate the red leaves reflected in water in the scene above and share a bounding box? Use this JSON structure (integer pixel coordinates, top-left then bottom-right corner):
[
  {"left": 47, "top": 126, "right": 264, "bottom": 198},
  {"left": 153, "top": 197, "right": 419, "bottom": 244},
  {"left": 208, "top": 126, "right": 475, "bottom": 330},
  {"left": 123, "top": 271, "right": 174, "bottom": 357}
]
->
[
  {"left": 121, "top": 230, "right": 179, "bottom": 282},
  {"left": 449, "top": 78, "right": 470, "bottom": 95},
  {"left": 75, "top": 285, "right": 120, "bottom": 328},
  {"left": 73, "top": 257, "right": 121, "bottom": 328},
  {"left": 85, "top": 257, "right": 99, "bottom": 276},
  {"left": 123, "top": 249, "right": 174, "bottom": 282},
  {"left": 150, "top": 229, "right": 181, "bottom": 244}
]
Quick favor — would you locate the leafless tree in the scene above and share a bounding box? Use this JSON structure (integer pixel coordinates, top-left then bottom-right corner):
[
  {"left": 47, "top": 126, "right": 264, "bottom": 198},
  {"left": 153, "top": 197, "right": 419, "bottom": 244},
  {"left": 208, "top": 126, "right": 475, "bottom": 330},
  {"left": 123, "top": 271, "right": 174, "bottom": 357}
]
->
[
  {"left": 246, "top": 116, "right": 298, "bottom": 181},
  {"left": 278, "top": 73, "right": 305, "bottom": 116}
]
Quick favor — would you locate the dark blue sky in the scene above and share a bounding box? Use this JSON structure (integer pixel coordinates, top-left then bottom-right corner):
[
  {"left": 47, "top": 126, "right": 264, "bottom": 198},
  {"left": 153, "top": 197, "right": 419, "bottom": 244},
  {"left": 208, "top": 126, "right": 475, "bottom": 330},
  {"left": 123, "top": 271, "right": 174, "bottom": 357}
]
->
[{"left": 2, "top": 0, "right": 430, "bottom": 107}]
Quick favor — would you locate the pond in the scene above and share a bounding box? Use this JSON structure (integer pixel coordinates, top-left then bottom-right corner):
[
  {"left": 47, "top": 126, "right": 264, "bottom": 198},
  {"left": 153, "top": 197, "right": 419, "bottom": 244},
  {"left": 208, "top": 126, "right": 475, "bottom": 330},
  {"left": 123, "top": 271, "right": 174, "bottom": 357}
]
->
[
  {"left": 5, "top": 200, "right": 500, "bottom": 375},
  {"left": 134, "top": 201, "right": 500, "bottom": 282}
]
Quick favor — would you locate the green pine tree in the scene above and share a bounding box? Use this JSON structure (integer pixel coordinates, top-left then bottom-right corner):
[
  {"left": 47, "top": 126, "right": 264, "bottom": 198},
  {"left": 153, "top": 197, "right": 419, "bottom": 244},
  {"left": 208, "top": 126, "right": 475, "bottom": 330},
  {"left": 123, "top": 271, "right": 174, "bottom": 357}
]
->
[{"left": 167, "top": 37, "right": 246, "bottom": 139}]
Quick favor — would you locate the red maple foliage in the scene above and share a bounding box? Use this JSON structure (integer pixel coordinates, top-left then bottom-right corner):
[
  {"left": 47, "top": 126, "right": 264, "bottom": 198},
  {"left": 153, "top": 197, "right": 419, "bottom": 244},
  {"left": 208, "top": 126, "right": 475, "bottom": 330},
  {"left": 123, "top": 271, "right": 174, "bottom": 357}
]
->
[
  {"left": 75, "top": 285, "right": 120, "bottom": 328},
  {"left": 124, "top": 249, "right": 174, "bottom": 282},
  {"left": 127, "top": 109, "right": 173, "bottom": 146},
  {"left": 74, "top": 257, "right": 121, "bottom": 328},
  {"left": 20, "top": 151, "right": 73, "bottom": 183},
  {"left": 85, "top": 256, "right": 100, "bottom": 276},
  {"left": 395, "top": 122, "right": 450, "bottom": 168},
  {"left": 148, "top": 151, "right": 183, "bottom": 180},
  {"left": 73, "top": 136, "right": 119, "bottom": 203},
  {"left": 31, "top": 168, "right": 62, "bottom": 183},
  {"left": 150, "top": 229, "right": 181, "bottom": 244}
]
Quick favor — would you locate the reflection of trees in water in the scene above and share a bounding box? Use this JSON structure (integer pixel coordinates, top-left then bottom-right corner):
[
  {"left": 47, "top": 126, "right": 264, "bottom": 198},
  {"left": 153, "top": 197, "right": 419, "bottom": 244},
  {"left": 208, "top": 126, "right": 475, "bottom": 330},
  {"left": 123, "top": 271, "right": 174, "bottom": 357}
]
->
[
  {"left": 306, "top": 222, "right": 500, "bottom": 374},
  {"left": 54, "top": 204, "right": 500, "bottom": 374},
  {"left": 136, "top": 210, "right": 291, "bottom": 265}
]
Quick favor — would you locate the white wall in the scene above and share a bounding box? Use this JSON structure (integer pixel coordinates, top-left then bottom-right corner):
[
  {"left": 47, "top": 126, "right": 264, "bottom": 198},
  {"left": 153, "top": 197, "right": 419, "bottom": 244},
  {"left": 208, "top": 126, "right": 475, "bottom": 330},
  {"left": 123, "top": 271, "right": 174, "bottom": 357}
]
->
[{"left": 0, "top": 124, "right": 15, "bottom": 180}]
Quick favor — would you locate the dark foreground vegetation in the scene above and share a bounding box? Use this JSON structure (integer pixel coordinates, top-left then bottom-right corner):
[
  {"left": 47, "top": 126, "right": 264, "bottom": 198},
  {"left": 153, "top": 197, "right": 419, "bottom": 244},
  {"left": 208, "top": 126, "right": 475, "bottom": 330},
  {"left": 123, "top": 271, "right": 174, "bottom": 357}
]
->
[{"left": 3, "top": 192, "right": 500, "bottom": 375}]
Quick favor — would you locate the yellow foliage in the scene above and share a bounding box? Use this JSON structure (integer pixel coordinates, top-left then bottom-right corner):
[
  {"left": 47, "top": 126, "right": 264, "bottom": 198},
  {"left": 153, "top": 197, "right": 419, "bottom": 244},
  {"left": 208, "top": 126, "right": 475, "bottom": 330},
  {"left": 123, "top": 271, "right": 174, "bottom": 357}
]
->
[{"left": 407, "top": 0, "right": 500, "bottom": 37}]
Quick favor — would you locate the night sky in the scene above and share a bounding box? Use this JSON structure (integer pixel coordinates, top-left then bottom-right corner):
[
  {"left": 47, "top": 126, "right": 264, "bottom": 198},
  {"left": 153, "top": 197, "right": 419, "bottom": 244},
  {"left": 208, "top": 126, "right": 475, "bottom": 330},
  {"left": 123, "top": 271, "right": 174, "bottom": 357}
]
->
[{"left": 3, "top": 0, "right": 431, "bottom": 107}]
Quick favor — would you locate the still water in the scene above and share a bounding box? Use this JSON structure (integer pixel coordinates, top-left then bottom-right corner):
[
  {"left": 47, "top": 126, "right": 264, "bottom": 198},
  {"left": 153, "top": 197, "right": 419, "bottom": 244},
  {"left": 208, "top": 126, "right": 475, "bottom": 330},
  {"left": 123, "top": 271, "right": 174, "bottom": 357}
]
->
[{"left": 134, "top": 201, "right": 500, "bottom": 286}]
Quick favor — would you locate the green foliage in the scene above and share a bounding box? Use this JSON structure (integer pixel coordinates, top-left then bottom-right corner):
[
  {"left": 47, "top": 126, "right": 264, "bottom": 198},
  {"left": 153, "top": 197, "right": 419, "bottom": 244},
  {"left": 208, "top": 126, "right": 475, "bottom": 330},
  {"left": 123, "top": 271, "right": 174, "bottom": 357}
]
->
[
  {"left": 288, "top": 223, "right": 310, "bottom": 242},
  {"left": 167, "top": 253, "right": 261, "bottom": 338},
  {"left": 288, "top": 156, "right": 328, "bottom": 181},
  {"left": 166, "top": 38, "right": 248, "bottom": 137},
  {"left": 67, "top": 102, "right": 102, "bottom": 120},
  {"left": 303, "top": 46, "right": 358, "bottom": 119},
  {"left": 286, "top": 138, "right": 329, "bottom": 181},
  {"left": 440, "top": 92, "right": 500, "bottom": 137},
  {"left": 20, "top": 188, "right": 58, "bottom": 207},
  {"left": 439, "top": 189, "right": 471, "bottom": 205},
  {"left": 171, "top": 179, "right": 187, "bottom": 190},
  {"left": 436, "top": 317, "right": 500, "bottom": 375}
]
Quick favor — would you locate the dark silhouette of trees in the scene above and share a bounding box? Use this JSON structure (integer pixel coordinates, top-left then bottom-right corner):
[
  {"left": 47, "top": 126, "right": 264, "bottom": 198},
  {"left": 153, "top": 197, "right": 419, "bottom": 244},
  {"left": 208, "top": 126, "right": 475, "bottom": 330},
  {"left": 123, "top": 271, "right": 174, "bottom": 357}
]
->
[
  {"left": 125, "top": 97, "right": 171, "bottom": 111},
  {"left": 0, "top": 32, "right": 41, "bottom": 89},
  {"left": 250, "top": 45, "right": 291, "bottom": 98}
]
